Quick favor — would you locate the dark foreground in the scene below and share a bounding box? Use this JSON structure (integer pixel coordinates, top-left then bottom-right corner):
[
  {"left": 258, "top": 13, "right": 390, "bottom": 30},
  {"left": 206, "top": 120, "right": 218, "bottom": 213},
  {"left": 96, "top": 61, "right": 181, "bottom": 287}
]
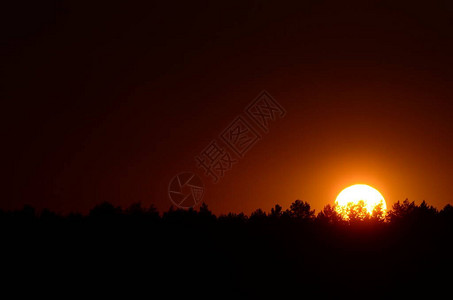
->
[{"left": 2, "top": 202, "right": 453, "bottom": 298}]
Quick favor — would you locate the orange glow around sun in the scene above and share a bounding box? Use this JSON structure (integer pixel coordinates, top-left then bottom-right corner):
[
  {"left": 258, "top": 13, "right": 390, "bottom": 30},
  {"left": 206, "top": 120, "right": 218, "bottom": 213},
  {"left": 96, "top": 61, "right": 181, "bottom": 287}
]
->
[{"left": 335, "top": 184, "right": 387, "bottom": 219}]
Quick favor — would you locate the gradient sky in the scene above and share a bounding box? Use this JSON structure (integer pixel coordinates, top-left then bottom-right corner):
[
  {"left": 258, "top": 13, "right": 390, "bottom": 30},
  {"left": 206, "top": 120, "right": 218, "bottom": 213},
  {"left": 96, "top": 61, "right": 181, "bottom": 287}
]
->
[{"left": 3, "top": 1, "right": 453, "bottom": 215}]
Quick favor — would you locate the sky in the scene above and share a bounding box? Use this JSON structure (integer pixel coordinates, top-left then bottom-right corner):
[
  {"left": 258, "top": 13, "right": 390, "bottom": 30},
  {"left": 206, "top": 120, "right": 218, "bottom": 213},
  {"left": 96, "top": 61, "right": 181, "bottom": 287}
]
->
[{"left": 3, "top": 0, "right": 453, "bottom": 215}]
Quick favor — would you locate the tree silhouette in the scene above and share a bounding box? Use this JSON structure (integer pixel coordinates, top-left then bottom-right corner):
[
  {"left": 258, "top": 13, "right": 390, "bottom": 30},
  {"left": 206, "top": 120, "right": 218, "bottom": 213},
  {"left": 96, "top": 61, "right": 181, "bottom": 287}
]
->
[
  {"left": 270, "top": 204, "right": 283, "bottom": 218},
  {"left": 370, "top": 202, "right": 385, "bottom": 223},
  {"left": 89, "top": 202, "right": 122, "bottom": 218},
  {"left": 218, "top": 212, "right": 247, "bottom": 224},
  {"left": 417, "top": 200, "right": 438, "bottom": 219},
  {"left": 1, "top": 198, "right": 452, "bottom": 296},
  {"left": 344, "top": 200, "right": 369, "bottom": 223},
  {"left": 125, "top": 202, "right": 146, "bottom": 216},
  {"left": 440, "top": 204, "right": 453, "bottom": 221},
  {"left": 316, "top": 204, "right": 343, "bottom": 224},
  {"left": 250, "top": 208, "right": 267, "bottom": 222},
  {"left": 287, "top": 200, "right": 315, "bottom": 221},
  {"left": 198, "top": 202, "right": 216, "bottom": 222},
  {"left": 386, "top": 199, "right": 416, "bottom": 223}
]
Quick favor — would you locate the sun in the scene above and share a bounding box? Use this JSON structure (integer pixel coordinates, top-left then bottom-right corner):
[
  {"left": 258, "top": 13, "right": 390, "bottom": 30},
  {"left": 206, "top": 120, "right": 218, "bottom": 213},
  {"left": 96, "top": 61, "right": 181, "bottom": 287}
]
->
[{"left": 335, "top": 184, "right": 387, "bottom": 218}]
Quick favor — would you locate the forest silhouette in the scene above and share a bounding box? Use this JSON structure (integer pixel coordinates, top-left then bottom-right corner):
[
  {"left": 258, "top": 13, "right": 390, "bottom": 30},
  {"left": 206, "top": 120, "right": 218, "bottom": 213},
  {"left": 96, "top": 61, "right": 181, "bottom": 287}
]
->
[{"left": 2, "top": 199, "right": 452, "bottom": 297}]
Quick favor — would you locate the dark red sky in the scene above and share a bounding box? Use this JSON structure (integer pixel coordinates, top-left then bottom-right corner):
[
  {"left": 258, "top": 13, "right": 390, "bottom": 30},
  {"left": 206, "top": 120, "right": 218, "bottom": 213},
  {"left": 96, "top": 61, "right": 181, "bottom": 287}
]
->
[{"left": 3, "top": 0, "right": 453, "bottom": 215}]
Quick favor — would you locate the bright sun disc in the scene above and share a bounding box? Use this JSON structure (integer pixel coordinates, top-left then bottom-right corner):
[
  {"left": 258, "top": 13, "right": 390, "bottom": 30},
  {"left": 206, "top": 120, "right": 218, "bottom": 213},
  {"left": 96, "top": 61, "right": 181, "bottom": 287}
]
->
[{"left": 335, "top": 184, "right": 387, "bottom": 217}]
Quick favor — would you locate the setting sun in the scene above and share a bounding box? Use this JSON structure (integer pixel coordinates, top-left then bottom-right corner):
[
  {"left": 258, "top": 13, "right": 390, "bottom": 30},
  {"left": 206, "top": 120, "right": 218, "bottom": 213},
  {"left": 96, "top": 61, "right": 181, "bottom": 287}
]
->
[{"left": 335, "top": 184, "right": 387, "bottom": 218}]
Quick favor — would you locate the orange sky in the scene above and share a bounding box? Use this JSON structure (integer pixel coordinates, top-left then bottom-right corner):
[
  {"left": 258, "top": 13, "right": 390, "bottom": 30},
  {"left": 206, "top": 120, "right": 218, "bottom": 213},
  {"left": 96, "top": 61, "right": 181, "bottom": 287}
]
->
[
  {"left": 3, "top": 1, "right": 453, "bottom": 214},
  {"left": 169, "top": 70, "right": 452, "bottom": 215}
]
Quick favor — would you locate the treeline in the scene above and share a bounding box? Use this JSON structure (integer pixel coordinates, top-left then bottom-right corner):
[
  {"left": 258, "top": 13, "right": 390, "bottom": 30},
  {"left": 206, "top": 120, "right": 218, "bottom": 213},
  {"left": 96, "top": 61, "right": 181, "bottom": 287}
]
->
[
  {"left": 2, "top": 199, "right": 453, "bottom": 297},
  {"left": 1, "top": 199, "right": 452, "bottom": 226}
]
